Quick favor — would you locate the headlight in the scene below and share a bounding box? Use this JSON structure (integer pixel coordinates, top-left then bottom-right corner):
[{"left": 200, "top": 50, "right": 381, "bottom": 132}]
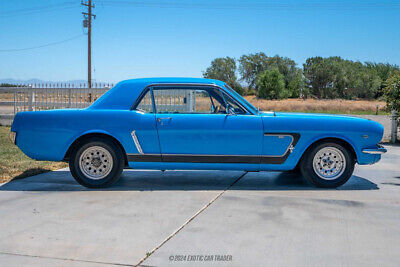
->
[{"left": 9, "top": 131, "right": 16, "bottom": 145}]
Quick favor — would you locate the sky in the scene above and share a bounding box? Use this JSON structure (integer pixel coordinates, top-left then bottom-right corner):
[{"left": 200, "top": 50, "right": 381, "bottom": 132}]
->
[{"left": 0, "top": 0, "right": 399, "bottom": 83}]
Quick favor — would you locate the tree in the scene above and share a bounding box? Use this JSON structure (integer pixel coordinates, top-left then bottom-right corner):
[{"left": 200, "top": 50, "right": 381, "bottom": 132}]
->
[
  {"left": 365, "top": 62, "right": 400, "bottom": 97},
  {"left": 287, "top": 70, "right": 305, "bottom": 98},
  {"left": 303, "top": 57, "right": 384, "bottom": 100},
  {"left": 203, "top": 57, "right": 243, "bottom": 94},
  {"left": 383, "top": 73, "right": 400, "bottom": 113},
  {"left": 238, "top": 52, "right": 304, "bottom": 97},
  {"left": 256, "top": 69, "right": 286, "bottom": 99},
  {"left": 238, "top": 52, "right": 269, "bottom": 90},
  {"left": 264, "top": 55, "right": 304, "bottom": 98},
  {"left": 0, "top": 83, "right": 19, "bottom": 87},
  {"left": 205, "top": 54, "right": 398, "bottom": 100},
  {"left": 365, "top": 62, "right": 400, "bottom": 82},
  {"left": 351, "top": 68, "right": 381, "bottom": 99},
  {"left": 303, "top": 57, "right": 336, "bottom": 98}
]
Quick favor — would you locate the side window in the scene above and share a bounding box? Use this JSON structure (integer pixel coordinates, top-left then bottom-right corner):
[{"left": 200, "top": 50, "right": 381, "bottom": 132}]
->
[
  {"left": 221, "top": 92, "right": 246, "bottom": 114},
  {"left": 136, "top": 90, "right": 153, "bottom": 113},
  {"left": 153, "top": 88, "right": 225, "bottom": 114}
]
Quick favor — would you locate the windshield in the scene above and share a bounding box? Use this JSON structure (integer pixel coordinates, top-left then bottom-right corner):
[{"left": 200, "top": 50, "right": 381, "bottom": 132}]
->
[{"left": 223, "top": 84, "right": 259, "bottom": 114}]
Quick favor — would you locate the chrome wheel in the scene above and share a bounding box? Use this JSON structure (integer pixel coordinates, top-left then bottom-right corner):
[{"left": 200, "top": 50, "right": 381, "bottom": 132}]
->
[
  {"left": 79, "top": 146, "right": 113, "bottom": 180},
  {"left": 312, "top": 146, "right": 346, "bottom": 180}
]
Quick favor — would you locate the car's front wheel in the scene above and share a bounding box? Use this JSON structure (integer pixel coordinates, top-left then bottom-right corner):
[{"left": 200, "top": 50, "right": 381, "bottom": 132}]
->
[
  {"left": 300, "top": 142, "right": 355, "bottom": 188},
  {"left": 69, "top": 137, "right": 124, "bottom": 188}
]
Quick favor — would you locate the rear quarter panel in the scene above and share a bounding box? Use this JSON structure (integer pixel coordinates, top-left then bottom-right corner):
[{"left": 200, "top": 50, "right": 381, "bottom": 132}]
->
[{"left": 11, "top": 109, "right": 157, "bottom": 161}]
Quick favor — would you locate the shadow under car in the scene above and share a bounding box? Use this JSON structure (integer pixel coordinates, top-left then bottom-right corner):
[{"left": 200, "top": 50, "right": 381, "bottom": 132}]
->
[{"left": 0, "top": 169, "right": 379, "bottom": 192}]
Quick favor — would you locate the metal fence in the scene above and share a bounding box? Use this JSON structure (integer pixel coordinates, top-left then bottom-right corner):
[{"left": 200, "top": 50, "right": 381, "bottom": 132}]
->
[
  {"left": 0, "top": 85, "right": 199, "bottom": 114},
  {"left": 0, "top": 85, "right": 112, "bottom": 114},
  {"left": 153, "top": 89, "right": 195, "bottom": 113}
]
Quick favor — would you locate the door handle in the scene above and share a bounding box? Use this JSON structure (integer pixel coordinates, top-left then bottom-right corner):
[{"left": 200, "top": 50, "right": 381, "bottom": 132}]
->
[{"left": 157, "top": 117, "right": 171, "bottom": 122}]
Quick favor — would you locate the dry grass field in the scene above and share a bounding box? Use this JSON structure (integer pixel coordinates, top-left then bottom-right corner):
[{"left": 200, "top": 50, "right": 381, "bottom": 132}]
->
[
  {"left": 0, "top": 93, "right": 14, "bottom": 101},
  {"left": 245, "top": 96, "right": 388, "bottom": 115}
]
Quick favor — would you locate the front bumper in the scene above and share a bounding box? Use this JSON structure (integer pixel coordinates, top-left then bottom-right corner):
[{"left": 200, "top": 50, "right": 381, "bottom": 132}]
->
[{"left": 362, "top": 146, "right": 387, "bottom": 155}]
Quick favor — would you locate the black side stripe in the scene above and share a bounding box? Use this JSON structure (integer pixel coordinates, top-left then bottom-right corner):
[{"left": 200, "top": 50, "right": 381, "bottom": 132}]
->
[
  {"left": 127, "top": 154, "right": 287, "bottom": 164},
  {"left": 166, "top": 154, "right": 259, "bottom": 164},
  {"left": 127, "top": 154, "right": 162, "bottom": 162},
  {"left": 127, "top": 133, "right": 300, "bottom": 165}
]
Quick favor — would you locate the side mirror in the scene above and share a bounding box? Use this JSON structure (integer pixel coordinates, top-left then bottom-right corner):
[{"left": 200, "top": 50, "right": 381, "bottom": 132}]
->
[{"left": 227, "top": 106, "right": 236, "bottom": 115}]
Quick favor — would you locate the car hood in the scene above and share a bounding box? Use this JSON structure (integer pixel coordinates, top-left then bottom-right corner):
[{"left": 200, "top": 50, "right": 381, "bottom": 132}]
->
[{"left": 261, "top": 111, "right": 366, "bottom": 120}]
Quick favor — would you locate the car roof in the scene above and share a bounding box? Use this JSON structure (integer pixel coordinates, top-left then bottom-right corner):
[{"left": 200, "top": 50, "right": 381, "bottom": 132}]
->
[
  {"left": 119, "top": 77, "right": 225, "bottom": 87},
  {"left": 89, "top": 77, "right": 226, "bottom": 110}
]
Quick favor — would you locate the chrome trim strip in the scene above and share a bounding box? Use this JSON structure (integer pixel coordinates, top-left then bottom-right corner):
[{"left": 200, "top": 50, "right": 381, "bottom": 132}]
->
[
  {"left": 263, "top": 134, "right": 294, "bottom": 157},
  {"left": 362, "top": 148, "right": 387, "bottom": 154},
  {"left": 131, "top": 131, "right": 144, "bottom": 154}
]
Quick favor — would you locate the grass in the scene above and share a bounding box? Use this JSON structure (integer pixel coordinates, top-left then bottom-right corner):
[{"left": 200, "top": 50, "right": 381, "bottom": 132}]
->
[
  {"left": 245, "top": 96, "right": 389, "bottom": 115},
  {"left": 0, "top": 126, "right": 67, "bottom": 184}
]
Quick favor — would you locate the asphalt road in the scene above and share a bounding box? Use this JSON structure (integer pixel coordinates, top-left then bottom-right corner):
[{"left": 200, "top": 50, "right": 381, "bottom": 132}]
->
[{"left": 0, "top": 146, "right": 399, "bottom": 266}]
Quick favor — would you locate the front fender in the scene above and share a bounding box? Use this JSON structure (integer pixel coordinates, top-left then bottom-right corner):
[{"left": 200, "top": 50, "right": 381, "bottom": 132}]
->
[
  {"left": 291, "top": 132, "right": 380, "bottom": 167},
  {"left": 299, "top": 133, "right": 359, "bottom": 159}
]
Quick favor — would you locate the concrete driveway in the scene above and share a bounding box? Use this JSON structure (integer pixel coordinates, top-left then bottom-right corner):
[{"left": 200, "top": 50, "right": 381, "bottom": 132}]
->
[{"left": 0, "top": 146, "right": 399, "bottom": 266}]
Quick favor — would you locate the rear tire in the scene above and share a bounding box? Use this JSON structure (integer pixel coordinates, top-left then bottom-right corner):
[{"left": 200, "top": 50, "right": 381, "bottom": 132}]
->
[
  {"left": 69, "top": 137, "right": 124, "bottom": 188},
  {"left": 300, "top": 142, "right": 355, "bottom": 188}
]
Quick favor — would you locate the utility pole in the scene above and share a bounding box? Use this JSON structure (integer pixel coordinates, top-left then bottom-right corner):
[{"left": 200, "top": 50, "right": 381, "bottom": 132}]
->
[{"left": 82, "top": 0, "right": 95, "bottom": 88}]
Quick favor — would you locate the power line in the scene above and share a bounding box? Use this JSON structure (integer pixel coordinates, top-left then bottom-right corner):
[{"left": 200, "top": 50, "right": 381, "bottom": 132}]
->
[
  {"left": 0, "top": 34, "right": 84, "bottom": 52},
  {"left": 0, "top": 2, "right": 80, "bottom": 18},
  {"left": 100, "top": 0, "right": 400, "bottom": 10},
  {"left": 1, "top": 1, "right": 76, "bottom": 14}
]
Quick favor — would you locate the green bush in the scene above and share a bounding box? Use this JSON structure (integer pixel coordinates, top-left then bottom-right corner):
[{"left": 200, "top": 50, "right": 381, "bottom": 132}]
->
[
  {"left": 383, "top": 73, "right": 400, "bottom": 113},
  {"left": 257, "top": 69, "right": 286, "bottom": 99}
]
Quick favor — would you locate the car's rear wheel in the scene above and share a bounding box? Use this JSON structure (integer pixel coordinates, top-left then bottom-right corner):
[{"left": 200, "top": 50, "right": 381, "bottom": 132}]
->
[
  {"left": 69, "top": 138, "right": 124, "bottom": 188},
  {"left": 300, "top": 142, "right": 355, "bottom": 188}
]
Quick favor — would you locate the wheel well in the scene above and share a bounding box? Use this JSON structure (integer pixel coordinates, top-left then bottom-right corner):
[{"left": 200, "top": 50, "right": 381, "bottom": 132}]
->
[
  {"left": 64, "top": 133, "right": 128, "bottom": 166},
  {"left": 297, "top": 137, "right": 357, "bottom": 167}
]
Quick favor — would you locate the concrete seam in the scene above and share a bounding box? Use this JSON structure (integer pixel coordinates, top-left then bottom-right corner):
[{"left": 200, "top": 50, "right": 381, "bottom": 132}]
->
[
  {"left": 136, "top": 171, "right": 248, "bottom": 266},
  {"left": 0, "top": 251, "right": 136, "bottom": 266}
]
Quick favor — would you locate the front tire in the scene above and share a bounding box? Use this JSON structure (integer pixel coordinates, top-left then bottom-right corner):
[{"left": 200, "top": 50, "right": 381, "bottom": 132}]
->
[
  {"left": 69, "top": 138, "right": 124, "bottom": 188},
  {"left": 300, "top": 142, "right": 355, "bottom": 188}
]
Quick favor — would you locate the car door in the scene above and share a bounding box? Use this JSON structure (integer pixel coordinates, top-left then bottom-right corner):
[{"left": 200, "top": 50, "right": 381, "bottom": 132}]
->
[
  {"left": 126, "top": 88, "right": 162, "bottom": 169},
  {"left": 152, "top": 85, "right": 263, "bottom": 168}
]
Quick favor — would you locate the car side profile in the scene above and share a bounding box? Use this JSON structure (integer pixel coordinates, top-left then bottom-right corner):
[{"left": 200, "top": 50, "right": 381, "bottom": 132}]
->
[{"left": 10, "top": 78, "right": 386, "bottom": 188}]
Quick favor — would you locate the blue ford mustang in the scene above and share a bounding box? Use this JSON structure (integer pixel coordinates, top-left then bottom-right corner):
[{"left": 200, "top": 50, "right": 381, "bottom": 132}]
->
[{"left": 10, "top": 78, "right": 386, "bottom": 188}]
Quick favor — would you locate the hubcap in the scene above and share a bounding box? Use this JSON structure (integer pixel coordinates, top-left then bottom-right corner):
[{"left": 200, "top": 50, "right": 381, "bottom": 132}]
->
[
  {"left": 312, "top": 147, "right": 346, "bottom": 180},
  {"left": 79, "top": 146, "right": 113, "bottom": 180}
]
